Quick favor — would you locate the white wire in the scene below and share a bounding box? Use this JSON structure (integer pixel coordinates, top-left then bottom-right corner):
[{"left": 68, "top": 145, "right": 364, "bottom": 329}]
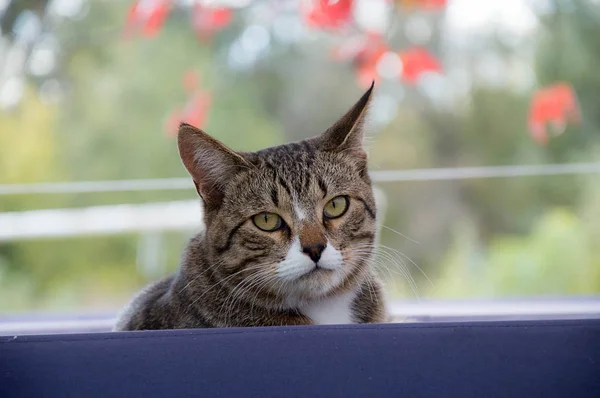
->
[
  {"left": 370, "top": 162, "right": 600, "bottom": 182},
  {"left": 1, "top": 162, "right": 599, "bottom": 196},
  {"left": 0, "top": 178, "right": 192, "bottom": 196}
]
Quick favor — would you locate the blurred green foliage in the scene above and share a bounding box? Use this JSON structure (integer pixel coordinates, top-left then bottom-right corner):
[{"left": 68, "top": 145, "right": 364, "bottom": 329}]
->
[
  {"left": 0, "top": 0, "right": 599, "bottom": 313},
  {"left": 433, "top": 206, "right": 600, "bottom": 298}
]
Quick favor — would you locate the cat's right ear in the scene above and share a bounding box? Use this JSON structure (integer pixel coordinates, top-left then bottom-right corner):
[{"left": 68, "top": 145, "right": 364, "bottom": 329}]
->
[
  {"left": 178, "top": 123, "right": 248, "bottom": 208},
  {"left": 317, "top": 81, "right": 374, "bottom": 158}
]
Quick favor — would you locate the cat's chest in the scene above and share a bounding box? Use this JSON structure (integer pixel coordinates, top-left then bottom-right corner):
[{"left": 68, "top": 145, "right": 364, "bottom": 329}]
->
[{"left": 300, "top": 290, "right": 357, "bottom": 325}]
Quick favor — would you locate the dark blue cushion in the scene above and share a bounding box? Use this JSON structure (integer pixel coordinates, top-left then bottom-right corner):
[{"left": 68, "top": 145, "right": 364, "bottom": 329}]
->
[{"left": 1, "top": 320, "right": 599, "bottom": 398}]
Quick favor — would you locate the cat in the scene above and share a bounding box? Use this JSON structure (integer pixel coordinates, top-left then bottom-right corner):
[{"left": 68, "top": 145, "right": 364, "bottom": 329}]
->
[{"left": 114, "top": 83, "right": 388, "bottom": 331}]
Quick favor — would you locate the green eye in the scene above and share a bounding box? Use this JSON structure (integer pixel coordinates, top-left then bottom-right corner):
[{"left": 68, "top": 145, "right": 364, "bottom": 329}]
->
[
  {"left": 252, "top": 212, "right": 283, "bottom": 232},
  {"left": 323, "top": 196, "right": 349, "bottom": 219}
]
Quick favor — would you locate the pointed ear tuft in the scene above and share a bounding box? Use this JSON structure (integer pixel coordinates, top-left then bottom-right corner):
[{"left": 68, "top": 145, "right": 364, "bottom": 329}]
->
[
  {"left": 177, "top": 123, "right": 248, "bottom": 208},
  {"left": 317, "top": 82, "right": 374, "bottom": 157}
]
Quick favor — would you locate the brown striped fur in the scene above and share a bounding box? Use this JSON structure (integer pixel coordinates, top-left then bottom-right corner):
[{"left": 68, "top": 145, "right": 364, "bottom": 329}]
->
[{"left": 114, "top": 83, "right": 387, "bottom": 331}]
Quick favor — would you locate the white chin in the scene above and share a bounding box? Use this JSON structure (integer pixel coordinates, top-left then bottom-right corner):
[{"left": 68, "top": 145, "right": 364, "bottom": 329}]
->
[{"left": 275, "top": 238, "right": 346, "bottom": 298}]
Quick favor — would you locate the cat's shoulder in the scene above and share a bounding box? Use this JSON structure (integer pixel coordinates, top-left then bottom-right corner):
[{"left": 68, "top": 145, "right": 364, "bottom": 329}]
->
[{"left": 113, "top": 275, "right": 175, "bottom": 331}]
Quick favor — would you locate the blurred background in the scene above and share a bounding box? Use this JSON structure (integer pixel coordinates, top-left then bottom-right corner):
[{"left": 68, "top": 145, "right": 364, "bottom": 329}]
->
[{"left": 0, "top": 0, "right": 599, "bottom": 322}]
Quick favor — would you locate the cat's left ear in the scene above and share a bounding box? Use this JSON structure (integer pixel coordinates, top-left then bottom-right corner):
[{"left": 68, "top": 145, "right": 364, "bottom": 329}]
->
[
  {"left": 317, "top": 81, "right": 374, "bottom": 158},
  {"left": 178, "top": 123, "right": 249, "bottom": 209}
]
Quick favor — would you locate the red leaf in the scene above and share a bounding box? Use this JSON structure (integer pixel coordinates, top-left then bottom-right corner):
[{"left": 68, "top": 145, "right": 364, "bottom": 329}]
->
[
  {"left": 183, "top": 70, "right": 201, "bottom": 93},
  {"left": 398, "top": 47, "right": 442, "bottom": 84},
  {"left": 165, "top": 90, "right": 212, "bottom": 137},
  {"left": 192, "top": 4, "right": 233, "bottom": 42},
  {"left": 165, "top": 71, "right": 212, "bottom": 137},
  {"left": 355, "top": 42, "right": 388, "bottom": 88},
  {"left": 304, "top": 0, "right": 353, "bottom": 30},
  {"left": 165, "top": 110, "right": 182, "bottom": 137},
  {"left": 528, "top": 82, "right": 580, "bottom": 145},
  {"left": 144, "top": 3, "right": 170, "bottom": 37},
  {"left": 181, "top": 91, "right": 212, "bottom": 128},
  {"left": 396, "top": 0, "right": 447, "bottom": 10},
  {"left": 332, "top": 34, "right": 389, "bottom": 88},
  {"left": 123, "top": 0, "right": 171, "bottom": 39}
]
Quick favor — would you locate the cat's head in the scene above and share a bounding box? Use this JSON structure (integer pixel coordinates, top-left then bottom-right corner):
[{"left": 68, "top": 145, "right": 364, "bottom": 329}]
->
[{"left": 178, "top": 84, "right": 377, "bottom": 303}]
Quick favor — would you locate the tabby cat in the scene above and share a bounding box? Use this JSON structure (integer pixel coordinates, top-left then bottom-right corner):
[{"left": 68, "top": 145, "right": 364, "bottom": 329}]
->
[{"left": 114, "top": 83, "right": 387, "bottom": 330}]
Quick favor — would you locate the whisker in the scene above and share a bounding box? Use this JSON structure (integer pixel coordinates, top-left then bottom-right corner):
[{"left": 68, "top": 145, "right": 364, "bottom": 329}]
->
[
  {"left": 380, "top": 225, "right": 420, "bottom": 244},
  {"left": 351, "top": 242, "right": 430, "bottom": 300},
  {"left": 371, "top": 248, "right": 420, "bottom": 300},
  {"left": 178, "top": 259, "right": 226, "bottom": 295},
  {"left": 220, "top": 267, "right": 278, "bottom": 321},
  {"left": 186, "top": 262, "right": 271, "bottom": 311},
  {"left": 379, "top": 244, "right": 434, "bottom": 288}
]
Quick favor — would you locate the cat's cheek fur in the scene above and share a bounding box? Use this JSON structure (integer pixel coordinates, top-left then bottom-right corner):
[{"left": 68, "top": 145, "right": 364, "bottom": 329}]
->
[
  {"left": 276, "top": 237, "right": 315, "bottom": 282},
  {"left": 318, "top": 245, "right": 344, "bottom": 271}
]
